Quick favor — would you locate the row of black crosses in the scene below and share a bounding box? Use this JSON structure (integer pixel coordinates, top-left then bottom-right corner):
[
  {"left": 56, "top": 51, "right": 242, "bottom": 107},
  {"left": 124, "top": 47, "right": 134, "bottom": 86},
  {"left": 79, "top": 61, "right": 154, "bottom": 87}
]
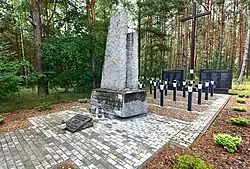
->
[{"left": 138, "top": 79, "right": 215, "bottom": 112}]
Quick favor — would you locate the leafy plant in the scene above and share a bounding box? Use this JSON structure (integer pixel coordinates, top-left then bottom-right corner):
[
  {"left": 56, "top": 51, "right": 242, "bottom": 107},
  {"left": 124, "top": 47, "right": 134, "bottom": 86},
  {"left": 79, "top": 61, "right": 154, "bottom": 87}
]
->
[
  {"left": 214, "top": 134, "right": 242, "bottom": 153},
  {"left": 43, "top": 35, "right": 105, "bottom": 92},
  {"left": 0, "top": 115, "right": 4, "bottom": 124},
  {"left": 175, "top": 155, "right": 213, "bottom": 169},
  {"left": 238, "top": 93, "right": 249, "bottom": 98},
  {"left": 230, "top": 117, "right": 249, "bottom": 126},
  {"left": 238, "top": 94, "right": 245, "bottom": 98},
  {"left": 0, "top": 38, "right": 22, "bottom": 97},
  {"left": 35, "top": 103, "right": 52, "bottom": 111},
  {"left": 236, "top": 99, "right": 246, "bottom": 104},
  {"left": 232, "top": 106, "right": 247, "bottom": 112}
]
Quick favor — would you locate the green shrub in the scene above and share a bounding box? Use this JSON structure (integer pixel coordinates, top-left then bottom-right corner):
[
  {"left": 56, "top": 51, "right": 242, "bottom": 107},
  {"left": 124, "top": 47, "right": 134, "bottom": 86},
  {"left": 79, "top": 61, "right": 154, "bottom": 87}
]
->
[
  {"left": 0, "top": 115, "right": 4, "bottom": 124},
  {"left": 236, "top": 99, "right": 246, "bottom": 104},
  {"left": 214, "top": 134, "right": 242, "bottom": 153},
  {"left": 43, "top": 36, "right": 103, "bottom": 92},
  {"left": 0, "top": 39, "right": 23, "bottom": 97},
  {"left": 232, "top": 106, "right": 247, "bottom": 112},
  {"left": 238, "top": 94, "right": 249, "bottom": 98},
  {"left": 175, "top": 155, "right": 213, "bottom": 169},
  {"left": 230, "top": 118, "right": 249, "bottom": 126},
  {"left": 238, "top": 94, "right": 245, "bottom": 98},
  {"left": 35, "top": 103, "right": 52, "bottom": 111}
]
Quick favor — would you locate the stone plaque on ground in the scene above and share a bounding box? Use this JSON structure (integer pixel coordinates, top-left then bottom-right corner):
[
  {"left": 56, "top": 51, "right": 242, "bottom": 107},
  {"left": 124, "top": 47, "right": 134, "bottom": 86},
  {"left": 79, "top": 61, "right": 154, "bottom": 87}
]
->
[
  {"left": 200, "top": 69, "right": 232, "bottom": 94},
  {"left": 66, "top": 114, "right": 93, "bottom": 133},
  {"left": 162, "top": 70, "right": 185, "bottom": 90},
  {"left": 90, "top": 9, "right": 147, "bottom": 118}
]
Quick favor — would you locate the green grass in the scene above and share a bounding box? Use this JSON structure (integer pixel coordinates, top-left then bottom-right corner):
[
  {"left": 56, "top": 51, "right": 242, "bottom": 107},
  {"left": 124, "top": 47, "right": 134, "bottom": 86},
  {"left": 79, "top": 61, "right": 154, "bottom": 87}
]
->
[{"left": 0, "top": 88, "right": 91, "bottom": 114}]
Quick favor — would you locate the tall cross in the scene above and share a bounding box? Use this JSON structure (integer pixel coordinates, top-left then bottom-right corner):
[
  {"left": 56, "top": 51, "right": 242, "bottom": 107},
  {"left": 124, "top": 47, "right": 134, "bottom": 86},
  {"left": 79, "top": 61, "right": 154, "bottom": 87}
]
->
[{"left": 180, "top": 0, "right": 210, "bottom": 82}]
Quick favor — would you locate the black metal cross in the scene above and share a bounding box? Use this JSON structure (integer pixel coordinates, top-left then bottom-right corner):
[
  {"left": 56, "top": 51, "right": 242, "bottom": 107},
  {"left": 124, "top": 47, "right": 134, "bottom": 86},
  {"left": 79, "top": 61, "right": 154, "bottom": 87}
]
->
[{"left": 180, "top": 0, "right": 210, "bottom": 81}]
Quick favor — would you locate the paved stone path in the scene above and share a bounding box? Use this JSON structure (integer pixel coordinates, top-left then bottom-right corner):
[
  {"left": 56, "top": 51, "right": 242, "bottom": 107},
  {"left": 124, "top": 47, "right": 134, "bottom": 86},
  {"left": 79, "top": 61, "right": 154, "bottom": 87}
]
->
[{"left": 0, "top": 94, "right": 230, "bottom": 169}]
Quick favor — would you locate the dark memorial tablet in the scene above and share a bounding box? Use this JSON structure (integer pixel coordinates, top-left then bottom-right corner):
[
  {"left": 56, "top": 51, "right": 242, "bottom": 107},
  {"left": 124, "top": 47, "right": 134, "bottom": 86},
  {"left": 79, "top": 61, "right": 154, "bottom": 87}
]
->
[
  {"left": 162, "top": 70, "right": 185, "bottom": 90},
  {"left": 66, "top": 114, "right": 93, "bottom": 133},
  {"left": 200, "top": 69, "right": 232, "bottom": 94}
]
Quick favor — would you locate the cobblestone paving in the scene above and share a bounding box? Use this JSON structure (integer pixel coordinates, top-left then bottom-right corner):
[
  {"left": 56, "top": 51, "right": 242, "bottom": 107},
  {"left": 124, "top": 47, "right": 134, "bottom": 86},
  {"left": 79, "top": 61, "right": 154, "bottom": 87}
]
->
[{"left": 0, "top": 94, "right": 230, "bottom": 169}]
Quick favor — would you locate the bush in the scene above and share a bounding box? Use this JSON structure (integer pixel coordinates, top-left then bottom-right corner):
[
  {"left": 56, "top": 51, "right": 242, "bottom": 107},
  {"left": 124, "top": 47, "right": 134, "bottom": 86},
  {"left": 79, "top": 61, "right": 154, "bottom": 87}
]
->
[
  {"left": 43, "top": 36, "right": 105, "bottom": 92},
  {"left": 238, "top": 94, "right": 249, "bottom": 98},
  {"left": 35, "top": 103, "right": 52, "bottom": 111},
  {"left": 230, "top": 118, "right": 249, "bottom": 126},
  {"left": 236, "top": 99, "right": 246, "bottom": 104},
  {"left": 175, "top": 155, "right": 213, "bottom": 169},
  {"left": 214, "top": 134, "right": 242, "bottom": 153},
  {"left": 0, "top": 39, "right": 22, "bottom": 97},
  {"left": 232, "top": 106, "right": 247, "bottom": 112},
  {"left": 0, "top": 115, "right": 4, "bottom": 124},
  {"left": 238, "top": 94, "right": 245, "bottom": 98}
]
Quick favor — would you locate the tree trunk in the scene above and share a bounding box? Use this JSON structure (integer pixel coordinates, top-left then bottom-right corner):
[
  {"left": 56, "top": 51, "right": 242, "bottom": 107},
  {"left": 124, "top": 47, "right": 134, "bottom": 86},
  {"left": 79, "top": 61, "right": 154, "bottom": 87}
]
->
[
  {"left": 238, "top": 4, "right": 244, "bottom": 76},
  {"left": 182, "top": 0, "right": 189, "bottom": 70},
  {"left": 143, "top": 16, "right": 149, "bottom": 77},
  {"left": 210, "top": 2, "right": 215, "bottom": 67},
  {"left": 237, "top": 6, "right": 250, "bottom": 83},
  {"left": 20, "top": 27, "right": 28, "bottom": 86},
  {"left": 177, "top": 16, "right": 181, "bottom": 68},
  {"left": 203, "top": 0, "right": 209, "bottom": 68},
  {"left": 170, "top": 23, "right": 173, "bottom": 69},
  {"left": 88, "top": 0, "right": 96, "bottom": 89},
  {"left": 149, "top": 16, "right": 153, "bottom": 76},
  {"left": 231, "top": 0, "right": 237, "bottom": 70},
  {"left": 246, "top": 44, "right": 250, "bottom": 78},
  {"left": 43, "top": 0, "right": 50, "bottom": 95},
  {"left": 217, "top": 0, "right": 225, "bottom": 69},
  {"left": 31, "top": 0, "right": 46, "bottom": 97},
  {"left": 138, "top": 0, "right": 141, "bottom": 78}
]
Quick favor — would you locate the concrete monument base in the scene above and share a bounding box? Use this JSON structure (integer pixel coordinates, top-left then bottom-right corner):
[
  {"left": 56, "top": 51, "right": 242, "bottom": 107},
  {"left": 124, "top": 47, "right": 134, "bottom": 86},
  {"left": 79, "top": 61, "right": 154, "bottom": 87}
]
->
[{"left": 90, "top": 88, "right": 147, "bottom": 118}]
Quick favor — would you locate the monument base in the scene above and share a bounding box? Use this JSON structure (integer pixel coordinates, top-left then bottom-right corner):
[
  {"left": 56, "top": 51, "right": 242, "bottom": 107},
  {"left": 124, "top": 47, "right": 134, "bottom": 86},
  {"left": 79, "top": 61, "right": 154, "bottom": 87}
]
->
[{"left": 90, "top": 88, "right": 147, "bottom": 118}]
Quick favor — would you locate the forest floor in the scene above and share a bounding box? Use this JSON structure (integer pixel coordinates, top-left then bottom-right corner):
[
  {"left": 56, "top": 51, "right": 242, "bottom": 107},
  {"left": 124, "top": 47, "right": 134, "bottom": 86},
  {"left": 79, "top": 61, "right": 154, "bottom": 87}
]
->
[
  {"left": 0, "top": 89, "right": 90, "bottom": 133},
  {"left": 0, "top": 102, "right": 89, "bottom": 133},
  {"left": 144, "top": 95, "right": 250, "bottom": 169},
  {"left": 0, "top": 88, "right": 90, "bottom": 114}
]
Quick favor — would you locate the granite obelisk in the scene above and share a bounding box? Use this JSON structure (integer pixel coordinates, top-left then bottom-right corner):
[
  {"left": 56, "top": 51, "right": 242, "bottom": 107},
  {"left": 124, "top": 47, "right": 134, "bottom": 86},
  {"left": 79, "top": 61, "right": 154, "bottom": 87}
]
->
[{"left": 90, "top": 9, "right": 147, "bottom": 118}]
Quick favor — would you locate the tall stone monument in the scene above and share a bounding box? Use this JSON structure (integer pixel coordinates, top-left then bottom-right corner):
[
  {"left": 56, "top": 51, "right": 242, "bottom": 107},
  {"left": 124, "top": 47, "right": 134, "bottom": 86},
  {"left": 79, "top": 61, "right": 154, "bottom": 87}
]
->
[{"left": 90, "top": 9, "right": 147, "bottom": 118}]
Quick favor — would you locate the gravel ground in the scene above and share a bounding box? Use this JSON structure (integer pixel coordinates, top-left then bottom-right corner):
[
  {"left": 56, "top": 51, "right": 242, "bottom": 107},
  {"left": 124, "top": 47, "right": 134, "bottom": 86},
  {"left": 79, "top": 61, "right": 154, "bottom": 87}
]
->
[
  {"left": 148, "top": 91, "right": 215, "bottom": 105},
  {"left": 148, "top": 104, "right": 198, "bottom": 122},
  {"left": 147, "top": 97, "right": 208, "bottom": 112}
]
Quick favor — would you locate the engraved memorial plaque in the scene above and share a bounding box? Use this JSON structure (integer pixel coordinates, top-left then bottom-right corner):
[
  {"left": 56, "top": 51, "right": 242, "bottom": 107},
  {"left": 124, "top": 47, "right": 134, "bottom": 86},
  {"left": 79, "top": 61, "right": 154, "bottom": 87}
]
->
[
  {"left": 162, "top": 70, "right": 185, "bottom": 90},
  {"left": 66, "top": 114, "right": 93, "bottom": 133},
  {"left": 200, "top": 69, "right": 232, "bottom": 94}
]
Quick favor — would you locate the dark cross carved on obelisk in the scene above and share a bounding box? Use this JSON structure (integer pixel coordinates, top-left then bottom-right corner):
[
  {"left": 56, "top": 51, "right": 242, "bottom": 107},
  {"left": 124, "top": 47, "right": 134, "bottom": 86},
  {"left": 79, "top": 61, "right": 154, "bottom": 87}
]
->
[{"left": 180, "top": 0, "right": 210, "bottom": 82}]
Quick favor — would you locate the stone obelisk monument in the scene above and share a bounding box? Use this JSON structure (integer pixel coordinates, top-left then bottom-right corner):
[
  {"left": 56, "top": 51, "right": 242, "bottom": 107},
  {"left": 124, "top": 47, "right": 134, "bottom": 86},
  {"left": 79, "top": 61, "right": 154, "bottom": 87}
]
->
[{"left": 90, "top": 9, "right": 147, "bottom": 118}]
